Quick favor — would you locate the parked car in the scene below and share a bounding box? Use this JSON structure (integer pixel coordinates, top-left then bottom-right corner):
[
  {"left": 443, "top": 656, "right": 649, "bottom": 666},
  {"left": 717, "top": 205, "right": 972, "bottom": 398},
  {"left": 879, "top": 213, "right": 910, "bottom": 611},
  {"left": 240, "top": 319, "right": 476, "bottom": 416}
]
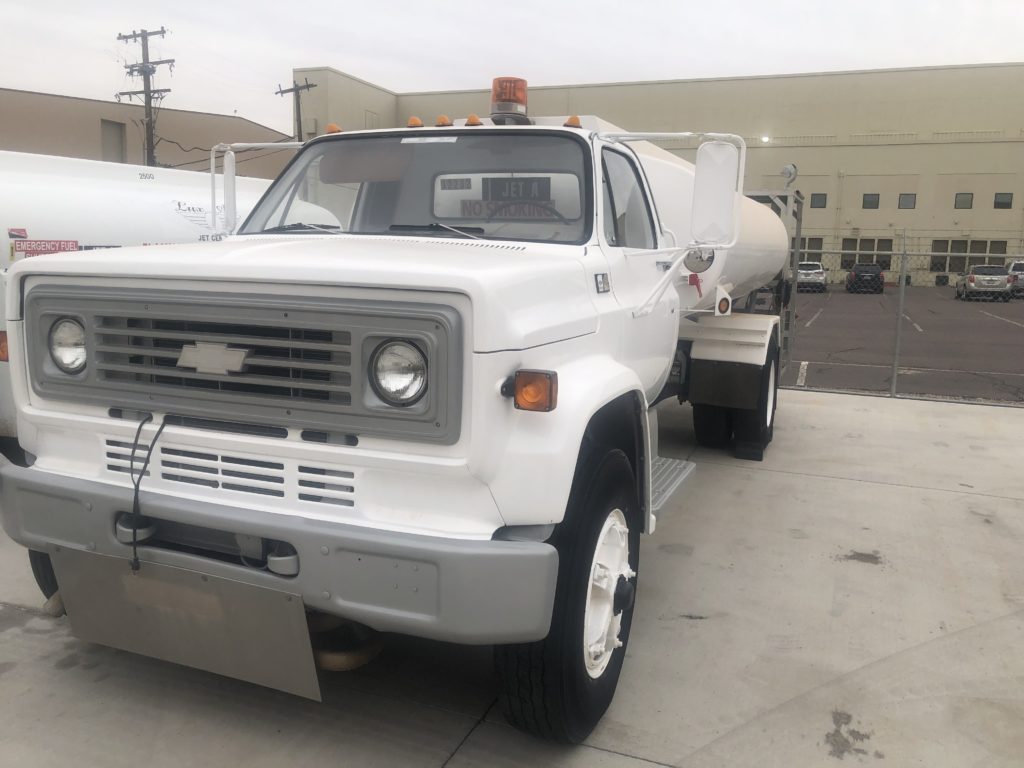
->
[
  {"left": 955, "top": 265, "right": 1016, "bottom": 301},
  {"left": 845, "top": 263, "right": 884, "bottom": 294},
  {"left": 1008, "top": 259, "right": 1024, "bottom": 298},
  {"left": 797, "top": 261, "right": 827, "bottom": 292}
]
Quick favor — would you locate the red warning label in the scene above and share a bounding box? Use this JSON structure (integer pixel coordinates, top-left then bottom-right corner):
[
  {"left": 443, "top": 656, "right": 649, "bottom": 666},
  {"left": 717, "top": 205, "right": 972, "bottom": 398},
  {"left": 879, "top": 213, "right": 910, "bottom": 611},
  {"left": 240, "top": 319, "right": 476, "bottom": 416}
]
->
[{"left": 13, "top": 240, "right": 79, "bottom": 256}]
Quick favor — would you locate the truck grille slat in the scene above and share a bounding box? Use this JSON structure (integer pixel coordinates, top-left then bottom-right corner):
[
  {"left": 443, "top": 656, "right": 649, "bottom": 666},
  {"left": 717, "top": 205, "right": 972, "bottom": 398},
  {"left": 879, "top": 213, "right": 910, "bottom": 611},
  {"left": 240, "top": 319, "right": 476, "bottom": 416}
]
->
[
  {"left": 96, "top": 325, "right": 353, "bottom": 353},
  {"left": 95, "top": 362, "right": 352, "bottom": 400}
]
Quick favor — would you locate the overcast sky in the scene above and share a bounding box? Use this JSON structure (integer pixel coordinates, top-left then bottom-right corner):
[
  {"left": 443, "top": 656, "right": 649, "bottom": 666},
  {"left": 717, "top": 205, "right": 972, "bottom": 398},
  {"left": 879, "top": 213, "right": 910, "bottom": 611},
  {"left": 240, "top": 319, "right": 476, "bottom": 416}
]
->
[{"left": 2, "top": 1, "right": 1022, "bottom": 134}]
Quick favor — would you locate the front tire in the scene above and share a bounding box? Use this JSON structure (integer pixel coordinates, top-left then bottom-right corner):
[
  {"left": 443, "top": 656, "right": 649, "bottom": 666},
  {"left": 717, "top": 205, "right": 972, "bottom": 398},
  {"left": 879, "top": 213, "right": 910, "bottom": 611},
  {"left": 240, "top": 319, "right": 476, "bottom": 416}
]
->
[
  {"left": 28, "top": 550, "right": 58, "bottom": 599},
  {"left": 495, "top": 448, "right": 640, "bottom": 743}
]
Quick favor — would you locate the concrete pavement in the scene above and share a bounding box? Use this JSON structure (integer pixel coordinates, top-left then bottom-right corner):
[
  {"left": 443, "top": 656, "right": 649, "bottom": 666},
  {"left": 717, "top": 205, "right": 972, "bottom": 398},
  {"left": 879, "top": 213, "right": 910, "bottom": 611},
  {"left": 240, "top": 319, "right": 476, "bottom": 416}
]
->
[{"left": 1, "top": 390, "right": 1022, "bottom": 766}]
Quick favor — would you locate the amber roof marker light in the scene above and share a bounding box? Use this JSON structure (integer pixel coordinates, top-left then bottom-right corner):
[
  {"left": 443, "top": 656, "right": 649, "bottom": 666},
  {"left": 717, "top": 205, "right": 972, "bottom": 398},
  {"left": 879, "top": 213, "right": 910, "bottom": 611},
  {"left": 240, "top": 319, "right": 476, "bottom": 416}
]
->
[{"left": 407, "top": 116, "right": 424, "bottom": 128}]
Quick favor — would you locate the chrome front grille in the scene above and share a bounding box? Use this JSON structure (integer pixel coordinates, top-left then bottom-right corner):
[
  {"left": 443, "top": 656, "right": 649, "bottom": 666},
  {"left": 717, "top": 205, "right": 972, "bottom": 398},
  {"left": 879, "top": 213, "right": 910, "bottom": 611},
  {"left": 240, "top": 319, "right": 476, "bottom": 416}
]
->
[
  {"left": 94, "top": 317, "right": 353, "bottom": 406},
  {"left": 27, "top": 287, "right": 463, "bottom": 444}
]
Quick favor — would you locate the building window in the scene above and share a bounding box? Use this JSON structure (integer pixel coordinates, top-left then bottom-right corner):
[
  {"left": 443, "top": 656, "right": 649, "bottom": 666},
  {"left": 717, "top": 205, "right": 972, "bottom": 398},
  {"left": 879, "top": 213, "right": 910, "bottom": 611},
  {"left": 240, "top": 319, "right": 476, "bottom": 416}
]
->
[
  {"left": 929, "top": 256, "right": 947, "bottom": 272},
  {"left": 948, "top": 255, "right": 967, "bottom": 273},
  {"left": 898, "top": 193, "right": 916, "bottom": 209},
  {"left": 994, "top": 193, "right": 1013, "bottom": 209},
  {"left": 950, "top": 239, "right": 968, "bottom": 254},
  {"left": 809, "top": 193, "right": 827, "bottom": 209},
  {"left": 990, "top": 240, "right": 1007, "bottom": 255},
  {"left": 862, "top": 193, "right": 880, "bottom": 209},
  {"left": 877, "top": 254, "right": 892, "bottom": 270},
  {"left": 967, "top": 255, "right": 986, "bottom": 268},
  {"left": 858, "top": 238, "right": 875, "bottom": 253},
  {"left": 954, "top": 192, "right": 973, "bottom": 209},
  {"left": 807, "top": 237, "right": 823, "bottom": 257},
  {"left": 876, "top": 239, "right": 893, "bottom": 252},
  {"left": 932, "top": 239, "right": 949, "bottom": 254},
  {"left": 969, "top": 240, "right": 987, "bottom": 254}
]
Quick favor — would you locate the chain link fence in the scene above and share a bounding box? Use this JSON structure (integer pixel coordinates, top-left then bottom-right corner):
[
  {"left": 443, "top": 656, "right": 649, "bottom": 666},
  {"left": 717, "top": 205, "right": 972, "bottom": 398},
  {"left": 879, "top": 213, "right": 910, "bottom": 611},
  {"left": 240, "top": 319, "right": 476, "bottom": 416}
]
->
[{"left": 781, "top": 245, "right": 1024, "bottom": 403}]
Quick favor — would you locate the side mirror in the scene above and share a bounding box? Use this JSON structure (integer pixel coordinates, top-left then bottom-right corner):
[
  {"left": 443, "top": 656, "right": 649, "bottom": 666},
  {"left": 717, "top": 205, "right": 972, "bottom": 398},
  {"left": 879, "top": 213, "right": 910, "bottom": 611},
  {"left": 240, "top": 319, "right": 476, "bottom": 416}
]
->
[{"left": 690, "top": 138, "right": 744, "bottom": 248}]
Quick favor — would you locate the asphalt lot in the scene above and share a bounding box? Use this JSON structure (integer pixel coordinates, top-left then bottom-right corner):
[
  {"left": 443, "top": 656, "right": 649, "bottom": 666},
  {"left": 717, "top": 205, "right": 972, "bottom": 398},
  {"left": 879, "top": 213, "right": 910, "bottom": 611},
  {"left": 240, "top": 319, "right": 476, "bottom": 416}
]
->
[
  {"left": 1, "top": 390, "right": 1023, "bottom": 766},
  {"left": 783, "top": 286, "right": 1024, "bottom": 402}
]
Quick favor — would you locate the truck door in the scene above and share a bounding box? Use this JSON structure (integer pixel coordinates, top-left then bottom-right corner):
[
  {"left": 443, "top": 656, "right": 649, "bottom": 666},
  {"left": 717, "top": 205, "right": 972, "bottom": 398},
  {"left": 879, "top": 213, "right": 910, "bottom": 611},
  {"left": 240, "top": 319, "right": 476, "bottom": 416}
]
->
[{"left": 600, "top": 147, "right": 678, "bottom": 394}]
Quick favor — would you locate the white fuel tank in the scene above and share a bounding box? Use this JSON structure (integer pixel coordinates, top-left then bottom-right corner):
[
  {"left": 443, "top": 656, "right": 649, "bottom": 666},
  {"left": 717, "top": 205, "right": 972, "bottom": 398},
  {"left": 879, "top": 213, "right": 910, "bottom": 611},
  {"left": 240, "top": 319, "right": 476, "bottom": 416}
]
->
[
  {"left": 0, "top": 151, "right": 270, "bottom": 263},
  {"left": 630, "top": 141, "right": 789, "bottom": 316}
]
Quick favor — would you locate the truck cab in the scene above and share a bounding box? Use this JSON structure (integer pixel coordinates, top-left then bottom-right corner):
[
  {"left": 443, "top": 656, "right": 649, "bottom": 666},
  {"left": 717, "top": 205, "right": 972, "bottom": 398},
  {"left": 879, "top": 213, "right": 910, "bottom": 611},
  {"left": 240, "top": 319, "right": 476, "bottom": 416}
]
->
[{"left": 0, "top": 78, "right": 787, "bottom": 743}]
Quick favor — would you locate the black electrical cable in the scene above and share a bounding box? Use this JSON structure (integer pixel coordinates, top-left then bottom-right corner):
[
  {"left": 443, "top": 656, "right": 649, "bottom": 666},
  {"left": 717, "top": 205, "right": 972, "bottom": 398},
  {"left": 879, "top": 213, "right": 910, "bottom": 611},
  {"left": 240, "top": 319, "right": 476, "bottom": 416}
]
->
[{"left": 128, "top": 414, "right": 168, "bottom": 573}]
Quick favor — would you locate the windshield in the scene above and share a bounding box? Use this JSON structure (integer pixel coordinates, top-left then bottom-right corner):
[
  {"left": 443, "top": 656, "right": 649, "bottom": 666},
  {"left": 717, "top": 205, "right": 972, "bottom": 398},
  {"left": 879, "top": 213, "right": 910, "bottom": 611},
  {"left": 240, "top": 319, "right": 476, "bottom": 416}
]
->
[
  {"left": 799, "top": 262, "right": 823, "bottom": 270},
  {"left": 239, "top": 132, "right": 591, "bottom": 244},
  {"left": 974, "top": 265, "right": 1008, "bottom": 275}
]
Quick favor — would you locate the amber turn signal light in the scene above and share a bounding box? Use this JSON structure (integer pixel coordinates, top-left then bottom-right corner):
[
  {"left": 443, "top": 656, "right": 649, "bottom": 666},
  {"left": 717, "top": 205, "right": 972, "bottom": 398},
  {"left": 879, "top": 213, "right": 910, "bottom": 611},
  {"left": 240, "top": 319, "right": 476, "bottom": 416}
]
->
[
  {"left": 0, "top": 331, "right": 7, "bottom": 362},
  {"left": 513, "top": 370, "right": 557, "bottom": 412}
]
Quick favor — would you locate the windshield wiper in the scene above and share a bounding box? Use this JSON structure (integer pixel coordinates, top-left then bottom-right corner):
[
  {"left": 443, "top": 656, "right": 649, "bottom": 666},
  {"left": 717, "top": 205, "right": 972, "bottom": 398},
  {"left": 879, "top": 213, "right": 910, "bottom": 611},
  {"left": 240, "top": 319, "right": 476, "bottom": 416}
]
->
[
  {"left": 259, "top": 222, "right": 342, "bottom": 234},
  {"left": 389, "top": 223, "right": 485, "bottom": 240}
]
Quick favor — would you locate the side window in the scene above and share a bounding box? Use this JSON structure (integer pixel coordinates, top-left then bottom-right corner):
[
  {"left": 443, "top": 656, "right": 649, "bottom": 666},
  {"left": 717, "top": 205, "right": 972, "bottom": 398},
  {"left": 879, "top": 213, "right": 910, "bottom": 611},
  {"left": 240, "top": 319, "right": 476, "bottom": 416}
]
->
[{"left": 602, "top": 150, "right": 655, "bottom": 249}]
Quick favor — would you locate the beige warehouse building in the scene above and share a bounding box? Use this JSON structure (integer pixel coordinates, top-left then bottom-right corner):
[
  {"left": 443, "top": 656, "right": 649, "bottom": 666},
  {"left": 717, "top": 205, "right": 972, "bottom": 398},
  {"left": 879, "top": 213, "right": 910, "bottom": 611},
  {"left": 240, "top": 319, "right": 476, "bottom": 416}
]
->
[
  {"left": 0, "top": 89, "right": 290, "bottom": 179},
  {"left": 293, "top": 62, "right": 1024, "bottom": 284}
]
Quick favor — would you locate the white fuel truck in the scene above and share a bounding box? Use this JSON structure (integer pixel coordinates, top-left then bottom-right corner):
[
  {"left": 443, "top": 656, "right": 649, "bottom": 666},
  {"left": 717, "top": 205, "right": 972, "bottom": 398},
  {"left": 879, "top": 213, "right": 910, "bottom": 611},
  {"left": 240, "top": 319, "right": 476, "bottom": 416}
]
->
[
  {"left": 0, "top": 79, "right": 787, "bottom": 742},
  {"left": 0, "top": 151, "right": 272, "bottom": 438}
]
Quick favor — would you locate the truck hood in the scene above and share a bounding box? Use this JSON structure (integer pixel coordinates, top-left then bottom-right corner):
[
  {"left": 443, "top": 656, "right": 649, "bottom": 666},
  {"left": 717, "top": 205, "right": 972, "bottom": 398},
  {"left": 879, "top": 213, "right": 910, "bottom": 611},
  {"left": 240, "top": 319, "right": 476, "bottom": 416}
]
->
[{"left": 7, "top": 235, "right": 599, "bottom": 352}]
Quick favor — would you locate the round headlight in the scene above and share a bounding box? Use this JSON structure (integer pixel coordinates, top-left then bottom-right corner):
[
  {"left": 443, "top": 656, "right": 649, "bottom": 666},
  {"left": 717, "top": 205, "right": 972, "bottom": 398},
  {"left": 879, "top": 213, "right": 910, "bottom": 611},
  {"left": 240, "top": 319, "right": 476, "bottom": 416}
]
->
[
  {"left": 48, "top": 318, "right": 87, "bottom": 374},
  {"left": 370, "top": 340, "right": 427, "bottom": 406}
]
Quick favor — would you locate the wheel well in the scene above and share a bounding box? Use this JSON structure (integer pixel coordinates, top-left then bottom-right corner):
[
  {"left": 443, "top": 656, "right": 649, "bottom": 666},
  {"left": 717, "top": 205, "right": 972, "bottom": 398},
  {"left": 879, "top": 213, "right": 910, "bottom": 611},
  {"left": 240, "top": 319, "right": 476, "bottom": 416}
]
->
[{"left": 582, "top": 391, "right": 647, "bottom": 531}]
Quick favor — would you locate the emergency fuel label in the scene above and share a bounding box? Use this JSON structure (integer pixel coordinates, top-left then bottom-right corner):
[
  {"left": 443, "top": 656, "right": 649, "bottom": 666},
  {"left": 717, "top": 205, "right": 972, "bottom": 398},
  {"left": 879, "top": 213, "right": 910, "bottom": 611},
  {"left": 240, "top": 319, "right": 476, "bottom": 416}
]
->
[{"left": 11, "top": 240, "right": 79, "bottom": 260}]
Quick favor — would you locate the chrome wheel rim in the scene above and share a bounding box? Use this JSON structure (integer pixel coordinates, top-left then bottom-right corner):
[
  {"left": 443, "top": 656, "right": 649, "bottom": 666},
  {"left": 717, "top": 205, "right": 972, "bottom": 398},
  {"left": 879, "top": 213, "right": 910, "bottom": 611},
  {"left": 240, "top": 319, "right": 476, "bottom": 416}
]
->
[{"left": 583, "top": 508, "right": 633, "bottom": 679}]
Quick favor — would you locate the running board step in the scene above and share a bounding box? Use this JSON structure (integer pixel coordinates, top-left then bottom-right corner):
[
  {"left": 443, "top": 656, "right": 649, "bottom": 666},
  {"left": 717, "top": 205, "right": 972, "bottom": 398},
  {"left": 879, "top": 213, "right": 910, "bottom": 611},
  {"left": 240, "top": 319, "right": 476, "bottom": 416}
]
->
[{"left": 650, "top": 456, "right": 696, "bottom": 512}]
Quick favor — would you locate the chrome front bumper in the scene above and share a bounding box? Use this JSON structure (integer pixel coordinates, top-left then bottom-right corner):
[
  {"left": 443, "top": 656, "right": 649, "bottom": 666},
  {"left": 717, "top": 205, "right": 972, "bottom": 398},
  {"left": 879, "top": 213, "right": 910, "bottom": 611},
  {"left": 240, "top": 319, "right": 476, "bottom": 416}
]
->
[{"left": 0, "top": 457, "right": 558, "bottom": 644}]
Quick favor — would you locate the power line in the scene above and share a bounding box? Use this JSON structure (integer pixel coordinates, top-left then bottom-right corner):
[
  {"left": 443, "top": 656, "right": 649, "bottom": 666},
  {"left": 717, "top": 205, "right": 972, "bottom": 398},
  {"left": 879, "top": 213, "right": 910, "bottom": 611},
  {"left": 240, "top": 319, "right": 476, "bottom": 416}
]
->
[
  {"left": 116, "top": 27, "right": 174, "bottom": 167},
  {"left": 167, "top": 147, "right": 293, "bottom": 170}
]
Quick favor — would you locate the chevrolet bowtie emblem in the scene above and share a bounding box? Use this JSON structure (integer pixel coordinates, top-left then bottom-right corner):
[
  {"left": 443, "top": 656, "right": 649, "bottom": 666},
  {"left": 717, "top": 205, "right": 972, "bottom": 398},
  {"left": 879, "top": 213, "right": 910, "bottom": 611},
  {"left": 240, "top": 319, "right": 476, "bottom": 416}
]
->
[{"left": 176, "top": 342, "right": 249, "bottom": 376}]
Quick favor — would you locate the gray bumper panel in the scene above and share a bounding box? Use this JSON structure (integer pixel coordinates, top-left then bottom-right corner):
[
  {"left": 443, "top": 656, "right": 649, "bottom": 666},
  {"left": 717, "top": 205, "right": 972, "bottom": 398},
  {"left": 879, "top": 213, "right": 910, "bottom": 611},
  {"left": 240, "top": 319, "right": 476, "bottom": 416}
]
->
[{"left": 0, "top": 459, "right": 558, "bottom": 644}]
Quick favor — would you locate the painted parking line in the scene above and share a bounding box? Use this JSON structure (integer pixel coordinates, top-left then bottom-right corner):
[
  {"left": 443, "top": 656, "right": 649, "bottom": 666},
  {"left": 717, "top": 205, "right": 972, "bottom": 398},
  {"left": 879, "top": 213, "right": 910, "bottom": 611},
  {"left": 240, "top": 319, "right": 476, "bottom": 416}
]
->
[
  {"left": 796, "top": 360, "right": 808, "bottom": 387},
  {"left": 980, "top": 310, "right": 1024, "bottom": 330},
  {"left": 902, "top": 313, "right": 924, "bottom": 333},
  {"left": 804, "top": 308, "right": 824, "bottom": 328}
]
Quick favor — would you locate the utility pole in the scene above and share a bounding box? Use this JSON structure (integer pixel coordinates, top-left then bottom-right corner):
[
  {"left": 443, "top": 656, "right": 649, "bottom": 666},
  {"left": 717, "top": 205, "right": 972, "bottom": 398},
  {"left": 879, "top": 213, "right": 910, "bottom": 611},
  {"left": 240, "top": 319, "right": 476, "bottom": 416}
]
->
[
  {"left": 116, "top": 27, "right": 174, "bottom": 166},
  {"left": 276, "top": 79, "right": 317, "bottom": 142}
]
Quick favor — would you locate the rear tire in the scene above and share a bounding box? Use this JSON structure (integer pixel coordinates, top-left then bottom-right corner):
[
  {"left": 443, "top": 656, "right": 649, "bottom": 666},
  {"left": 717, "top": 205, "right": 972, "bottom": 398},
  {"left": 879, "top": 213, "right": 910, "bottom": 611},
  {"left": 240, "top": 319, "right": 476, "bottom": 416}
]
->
[
  {"left": 28, "top": 550, "right": 58, "bottom": 599},
  {"left": 495, "top": 447, "right": 640, "bottom": 743},
  {"left": 733, "top": 334, "right": 780, "bottom": 461},
  {"left": 692, "top": 403, "right": 733, "bottom": 449}
]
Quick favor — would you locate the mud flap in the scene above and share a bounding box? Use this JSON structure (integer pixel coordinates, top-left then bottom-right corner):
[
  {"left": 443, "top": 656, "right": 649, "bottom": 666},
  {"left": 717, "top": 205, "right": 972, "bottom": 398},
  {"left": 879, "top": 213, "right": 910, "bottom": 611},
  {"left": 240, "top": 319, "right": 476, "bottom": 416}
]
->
[{"left": 50, "top": 547, "right": 321, "bottom": 701}]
